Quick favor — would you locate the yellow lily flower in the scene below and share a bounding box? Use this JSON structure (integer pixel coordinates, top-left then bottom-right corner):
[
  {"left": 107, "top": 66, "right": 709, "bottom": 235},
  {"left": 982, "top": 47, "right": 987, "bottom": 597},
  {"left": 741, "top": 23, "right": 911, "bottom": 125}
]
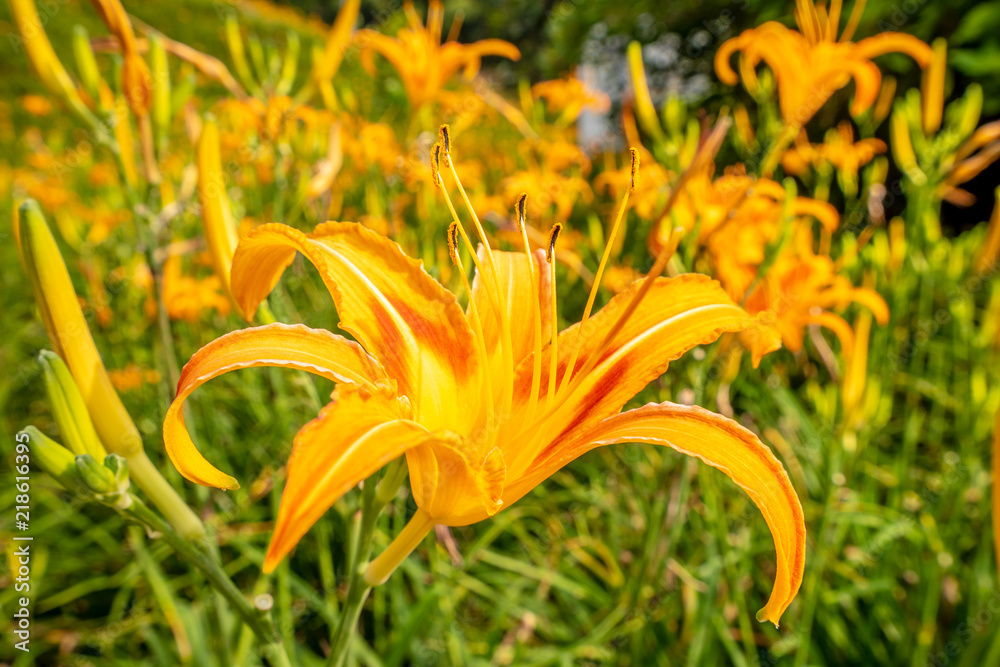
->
[
  {"left": 715, "top": 0, "right": 932, "bottom": 125},
  {"left": 358, "top": 0, "right": 521, "bottom": 110},
  {"left": 164, "top": 136, "right": 805, "bottom": 626}
]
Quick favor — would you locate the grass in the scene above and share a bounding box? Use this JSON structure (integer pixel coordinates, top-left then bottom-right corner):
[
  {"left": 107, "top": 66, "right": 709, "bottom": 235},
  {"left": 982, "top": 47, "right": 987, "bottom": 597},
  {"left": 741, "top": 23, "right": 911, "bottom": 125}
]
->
[{"left": 2, "top": 0, "right": 1000, "bottom": 666}]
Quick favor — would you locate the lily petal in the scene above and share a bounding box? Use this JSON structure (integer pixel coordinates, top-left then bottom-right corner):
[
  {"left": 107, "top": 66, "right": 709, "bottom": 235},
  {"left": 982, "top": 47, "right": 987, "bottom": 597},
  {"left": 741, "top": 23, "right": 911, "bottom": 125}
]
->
[
  {"left": 164, "top": 323, "right": 387, "bottom": 490},
  {"left": 265, "top": 382, "right": 424, "bottom": 571},
  {"left": 512, "top": 401, "right": 806, "bottom": 627},
  {"left": 507, "top": 275, "right": 778, "bottom": 473},
  {"left": 230, "top": 222, "right": 481, "bottom": 432}
]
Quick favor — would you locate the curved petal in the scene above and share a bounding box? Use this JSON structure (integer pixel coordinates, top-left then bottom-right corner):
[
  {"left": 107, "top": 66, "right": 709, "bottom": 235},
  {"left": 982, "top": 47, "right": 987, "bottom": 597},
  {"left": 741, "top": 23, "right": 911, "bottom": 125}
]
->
[
  {"left": 230, "top": 222, "right": 482, "bottom": 432},
  {"left": 504, "top": 274, "right": 776, "bottom": 474},
  {"left": 265, "top": 382, "right": 424, "bottom": 571},
  {"left": 164, "top": 323, "right": 386, "bottom": 490},
  {"left": 714, "top": 34, "right": 745, "bottom": 85},
  {"left": 509, "top": 401, "right": 806, "bottom": 627},
  {"left": 854, "top": 32, "right": 933, "bottom": 67}
]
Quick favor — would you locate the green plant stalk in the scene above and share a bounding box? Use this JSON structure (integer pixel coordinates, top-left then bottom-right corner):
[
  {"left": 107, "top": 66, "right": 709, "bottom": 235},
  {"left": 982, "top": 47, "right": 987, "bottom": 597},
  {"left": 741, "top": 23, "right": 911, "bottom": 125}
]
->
[
  {"left": 327, "top": 460, "right": 408, "bottom": 667},
  {"left": 127, "top": 450, "right": 204, "bottom": 540},
  {"left": 328, "top": 480, "right": 378, "bottom": 667},
  {"left": 123, "top": 496, "right": 292, "bottom": 667}
]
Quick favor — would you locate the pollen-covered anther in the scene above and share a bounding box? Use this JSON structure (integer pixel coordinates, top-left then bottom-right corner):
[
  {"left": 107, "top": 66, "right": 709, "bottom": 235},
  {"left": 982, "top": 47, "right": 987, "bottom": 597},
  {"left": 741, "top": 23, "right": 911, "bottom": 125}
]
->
[
  {"left": 431, "top": 142, "right": 443, "bottom": 188},
  {"left": 629, "top": 147, "right": 640, "bottom": 192},
  {"left": 438, "top": 124, "right": 451, "bottom": 156},
  {"left": 515, "top": 192, "right": 528, "bottom": 229},
  {"left": 546, "top": 223, "right": 562, "bottom": 263},
  {"left": 447, "top": 221, "right": 461, "bottom": 265}
]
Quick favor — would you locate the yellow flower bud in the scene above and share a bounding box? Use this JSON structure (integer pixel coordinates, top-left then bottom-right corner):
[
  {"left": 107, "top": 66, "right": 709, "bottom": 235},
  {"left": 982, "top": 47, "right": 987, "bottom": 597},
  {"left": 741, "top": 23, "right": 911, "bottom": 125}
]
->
[
  {"left": 18, "top": 200, "right": 205, "bottom": 538},
  {"left": 10, "top": 0, "right": 97, "bottom": 125},
  {"left": 17, "top": 200, "right": 143, "bottom": 458},
  {"left": 891, "top": 105, "right": 925, "bottom": 185},
  {"left": 88, "top": 0, "right": 151, "bottom": 117},
  {"left": 957, "top": 84, "right": 983, "bottom": 139},
  {"left": 197, "top": 116, "right": 242, "bottom": 317},
  {"left": 627, "top": 41, "right": 663, "bottom": 140},
  {"left": 275, "top": 30, "right": 299, "bottom": 97},
  {"left": 39, "top": 350, "right": 107, "bottom": 459},
  {"left": 113, "top": 96, "right": 140, "bottom": 189},
  {"left": 226, "top": 13, "right": 257, "bottom": 95}
]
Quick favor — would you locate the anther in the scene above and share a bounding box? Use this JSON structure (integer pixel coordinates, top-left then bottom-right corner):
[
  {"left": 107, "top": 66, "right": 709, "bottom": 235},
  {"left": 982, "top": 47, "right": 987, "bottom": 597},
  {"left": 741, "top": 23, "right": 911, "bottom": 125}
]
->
[
  {"left": 629, "top": 147, "right": 639, "bottom": 192},
  {"left": 546, "top": 223, "right": 562, "bottom": 263},
  {"left": 516, "top": 192, "right": 528, "bottom": 229},
  {"left": 438, "top": 124, "right": 451, "bottom": 156},
  {"left": 447, "top": 222, "right": 460, "bottom": 263},
  {"left": 431, "top": 142, "right": 443, "bottom": 188}
]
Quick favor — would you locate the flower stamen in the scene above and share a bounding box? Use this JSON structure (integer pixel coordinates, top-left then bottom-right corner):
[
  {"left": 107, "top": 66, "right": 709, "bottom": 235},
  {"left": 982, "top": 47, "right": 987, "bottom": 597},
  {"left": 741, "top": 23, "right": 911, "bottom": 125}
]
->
[
  {"left": 439, "top": 125, "right": 516, "bottom": 418},
  {"left": 515, "top": 193, "right": 544, "bottom": 422},
  {"left": 546, "top": 223, "right": 562, "bottom": 405},
  {"left": 448, "top": 222, "right": 495, "bottom": 431},
  {"left": 558, "top": 147, "right": 638, "bottom": 394}
]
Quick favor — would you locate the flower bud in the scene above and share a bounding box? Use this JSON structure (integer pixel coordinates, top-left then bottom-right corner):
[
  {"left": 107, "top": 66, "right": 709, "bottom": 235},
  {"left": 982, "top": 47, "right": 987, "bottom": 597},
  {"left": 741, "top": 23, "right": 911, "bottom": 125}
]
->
[
  {"left": 11, "top": 0, "right": 97, "bottom": 126},
  {"left": 72, "top": 25, "right": 104, "bottom": 108},
  {"left": 76, "top": 454, "right": 117, "bottom": 494},
  {"left": 17, "top": 200, "right": 144, "bottom": 458},
  {"left": 20, "top": 426, "right": 81, "bottom": 492},
  {"left": 226, "top": 13, "right": 257, "bottom": 94},
  {"left": 39, "top": 350, "right": 107, "bottom": 459},
  {"left": 627, "top": 41, "right": 663, "bottom": 141},
  {"left": 150, "top": 34, "right": 171, "bottom": 149},
  {"left": 197, "top": 116, "right": 242, "bottom": 317},
  {"left": 275, "top": 30, "right": 299, "bottom": 97}
]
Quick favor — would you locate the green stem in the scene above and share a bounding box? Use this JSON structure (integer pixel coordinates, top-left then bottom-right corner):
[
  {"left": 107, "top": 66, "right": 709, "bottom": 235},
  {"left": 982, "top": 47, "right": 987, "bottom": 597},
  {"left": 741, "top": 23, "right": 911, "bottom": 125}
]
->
[
  {"left": 127, "top": 450, "right": 204, "bottom": 539},
  {"left": 327, "top": 480, "right": 380, "bottom": 667},
  {"left": 124, "top": 496, "right": 292, "bottom": 667}
]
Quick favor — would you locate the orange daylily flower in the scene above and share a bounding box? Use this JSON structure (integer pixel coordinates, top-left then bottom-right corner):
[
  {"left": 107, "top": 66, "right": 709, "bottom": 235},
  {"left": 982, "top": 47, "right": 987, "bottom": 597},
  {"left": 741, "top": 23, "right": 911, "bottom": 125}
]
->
[
  {"left": 650, "top": 162, "right": 839, "bottom": 302},
  {"left": 163, "top": 140, "right": 805, "bottom": 626},
  {"left": 161, "top": 255, "right": 232, "bottom": 323},
  {"left": 532, "top": 71, "right": 611, "bottom": 122},
  {"left": 715, "top": 0, "right": 932, "bottom": 125},
  {"left": 742, "top": 226, "right": 889, "bottom": 364},
  {"left": 782, "top": 122, "right": 886, "bottom": 186},
  {"left": 358, "top": 0, "right": 520, "bottom": 109}
]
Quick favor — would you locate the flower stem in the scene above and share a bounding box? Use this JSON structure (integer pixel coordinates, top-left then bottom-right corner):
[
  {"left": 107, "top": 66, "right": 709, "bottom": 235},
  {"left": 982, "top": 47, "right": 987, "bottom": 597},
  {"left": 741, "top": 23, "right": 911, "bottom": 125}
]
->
[
  {"left": 327, "top": 479, "right": 379, "bottom": 667},
  {"left": 123, "top": 496, "right": 292, "bottom": 666},
  {"left": 364, "top": 509, "right": 434, "bottom": 586},
  {"left": 326, "top": 461, "right": 415, "bottom": 667},
  {"left": 127, "top": 449, "right": 204, "bottom": 539}
]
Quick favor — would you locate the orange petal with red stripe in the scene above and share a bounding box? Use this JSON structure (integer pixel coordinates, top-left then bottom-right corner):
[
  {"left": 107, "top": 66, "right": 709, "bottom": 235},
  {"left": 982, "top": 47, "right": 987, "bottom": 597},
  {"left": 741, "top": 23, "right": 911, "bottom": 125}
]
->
[
  {"left": 230, "top": 222, "right": 482, "bottom": 433},
  {"left": 514, "top": 401, "right": 806, "bottom": 627}
]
